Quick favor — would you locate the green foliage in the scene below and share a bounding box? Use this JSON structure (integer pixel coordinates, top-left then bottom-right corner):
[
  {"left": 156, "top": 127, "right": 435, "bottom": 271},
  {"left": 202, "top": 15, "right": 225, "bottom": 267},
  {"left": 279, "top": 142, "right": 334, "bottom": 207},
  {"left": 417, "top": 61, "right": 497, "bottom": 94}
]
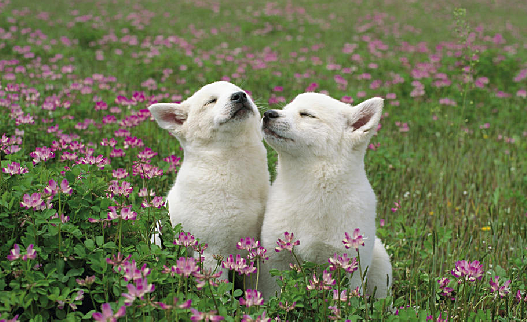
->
[{"left": 0, "top": 0, "right": 526, "bottom": 321}]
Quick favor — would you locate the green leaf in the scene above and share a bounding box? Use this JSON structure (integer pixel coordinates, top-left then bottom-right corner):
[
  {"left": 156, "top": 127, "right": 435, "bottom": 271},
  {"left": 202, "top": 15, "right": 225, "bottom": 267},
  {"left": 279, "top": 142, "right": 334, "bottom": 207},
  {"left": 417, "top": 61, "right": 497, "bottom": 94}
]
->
[
  {"left": 74, "top": 244, "right": 86, "bottom": 258},
  {"left": 66, "top": 268, "right": 84, "bottom": 277},
  {"left": 85, "top": 239, "right": 95, "bottom": 250}
]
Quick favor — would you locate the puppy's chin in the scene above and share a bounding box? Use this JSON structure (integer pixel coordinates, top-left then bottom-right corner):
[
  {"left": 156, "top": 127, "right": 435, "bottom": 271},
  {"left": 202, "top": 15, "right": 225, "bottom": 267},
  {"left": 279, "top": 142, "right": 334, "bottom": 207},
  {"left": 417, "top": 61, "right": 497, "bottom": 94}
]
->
[
  {"left": 262, "top": 126, "right": 294, "bottom": 143},
  {"left": 217, "top": 103, "right": 255, "bottom": 125}
]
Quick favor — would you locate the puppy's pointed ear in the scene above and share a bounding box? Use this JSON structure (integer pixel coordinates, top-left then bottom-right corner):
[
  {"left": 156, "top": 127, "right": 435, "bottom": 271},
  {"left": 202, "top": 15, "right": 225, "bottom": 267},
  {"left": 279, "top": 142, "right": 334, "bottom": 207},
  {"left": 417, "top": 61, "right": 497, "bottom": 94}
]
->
[
  {"left": 148, "top": 103, "right": 188, "bottom": 130},
  {"left": 347, "top": 97, "right": 383, "bottom": 133}
]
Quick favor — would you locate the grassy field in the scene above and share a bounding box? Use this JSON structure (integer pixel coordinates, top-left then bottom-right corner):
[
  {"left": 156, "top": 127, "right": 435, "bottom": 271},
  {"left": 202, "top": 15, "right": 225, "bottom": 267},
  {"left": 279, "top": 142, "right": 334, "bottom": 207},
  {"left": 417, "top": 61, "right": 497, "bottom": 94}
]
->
[{"left": 0, "top": 0, "right": 526, "bottom": 320}]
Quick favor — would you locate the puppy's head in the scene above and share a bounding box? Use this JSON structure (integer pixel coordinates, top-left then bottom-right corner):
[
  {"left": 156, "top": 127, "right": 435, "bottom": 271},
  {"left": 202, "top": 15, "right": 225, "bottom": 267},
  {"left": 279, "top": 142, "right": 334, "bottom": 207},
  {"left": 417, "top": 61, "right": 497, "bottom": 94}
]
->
[
  {"left": 262, "top": 93, "right": 383, "bottom": 158},
  {"left": 149, "top": 81, "right": 261, "bottom": 147}
]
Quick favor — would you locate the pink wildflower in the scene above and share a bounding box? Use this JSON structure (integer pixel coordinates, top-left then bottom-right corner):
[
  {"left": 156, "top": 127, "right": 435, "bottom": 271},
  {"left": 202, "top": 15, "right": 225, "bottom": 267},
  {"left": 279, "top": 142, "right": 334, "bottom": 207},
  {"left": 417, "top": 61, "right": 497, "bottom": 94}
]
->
[
  {"left": 328, "top": 253, "right": 358, "bottom": 273},
  {"left": 489, "top": 276, "right": 511, "bottom": 297},
  {"left": 92, "top": 303, "right": 126, "bottom": 321},
  {"left": 121, "top": 277, "right": 155, "bottom": 306},
  {"left": 190, "top": 309, "right": 224, "bottom": 321},
  {"left": 2, "top": 162, "right": 28, "bottom": 175},
  {"left": 237, "top": 237, "right": 259, "bottom": 251},
  {"left": 20, "top": 193, "right": 45, "bottom": 210},
  {"left": 22, "top": 244, "right": 37, "bottom": 261},
  {"left": 7, "top": 244, "right": 21, "bottom": 261},
  {"left": 451, "top": 260, "right": 483, "bottom": 282},
  {"left": 174, "top": 257, "right": 199, "bottom": 277},
  {"left": 239, "top": 289, "right": 264, "bottom": 307},
  {"left": 173, "top": 232, "right": 198, "bottom": 247},
  {"left": 342, "top": 229, "right": 365, "bottom": 251},
  {"left": 275, "top": 232, "right": 300, "bottom": 252}
]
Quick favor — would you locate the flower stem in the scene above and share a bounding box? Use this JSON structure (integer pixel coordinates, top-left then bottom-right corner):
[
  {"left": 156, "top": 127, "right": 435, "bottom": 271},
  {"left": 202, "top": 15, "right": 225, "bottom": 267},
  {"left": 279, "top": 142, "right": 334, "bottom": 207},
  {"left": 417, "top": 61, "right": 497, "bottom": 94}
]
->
[
  {"left": 255, "top": 260, "right": 260, "bottom": 290},
  {"left": 118, "top": 217, "right": 122, "bottom": 253},
  {"left": 208, "top": 282, "right": 219, "bottom": 312}
]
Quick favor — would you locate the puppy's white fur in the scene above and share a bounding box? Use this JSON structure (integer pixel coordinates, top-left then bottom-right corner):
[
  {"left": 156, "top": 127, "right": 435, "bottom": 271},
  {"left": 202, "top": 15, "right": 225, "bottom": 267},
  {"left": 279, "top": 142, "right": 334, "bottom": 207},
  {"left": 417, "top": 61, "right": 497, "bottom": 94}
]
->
[
  {"left": 149, "top": 81, "right": 269, "bottom": 280},
  {"left": 260, "top": 93, "right": 392, "bottom": 298}
]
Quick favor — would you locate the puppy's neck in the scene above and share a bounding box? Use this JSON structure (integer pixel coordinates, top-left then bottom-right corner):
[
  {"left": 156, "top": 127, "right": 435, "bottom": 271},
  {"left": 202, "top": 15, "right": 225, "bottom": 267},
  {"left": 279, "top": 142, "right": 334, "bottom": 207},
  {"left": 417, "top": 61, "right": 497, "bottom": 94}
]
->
[
  {"left": 277, "top": 152, "right": 368, "bottom": 187},
  {"left": 182, "top": 141, "right": 265, "bottom": 166}
]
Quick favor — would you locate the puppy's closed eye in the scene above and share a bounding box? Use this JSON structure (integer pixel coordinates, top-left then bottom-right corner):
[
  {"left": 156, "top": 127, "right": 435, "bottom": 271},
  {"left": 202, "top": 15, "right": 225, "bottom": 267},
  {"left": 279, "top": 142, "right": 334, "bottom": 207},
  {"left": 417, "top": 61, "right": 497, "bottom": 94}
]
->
[
  {"left": 300, "top": 111, "right": 316, "bottom": 118},
  {"left": 205, "top": 98, "right": 217, "bottom": 106}
]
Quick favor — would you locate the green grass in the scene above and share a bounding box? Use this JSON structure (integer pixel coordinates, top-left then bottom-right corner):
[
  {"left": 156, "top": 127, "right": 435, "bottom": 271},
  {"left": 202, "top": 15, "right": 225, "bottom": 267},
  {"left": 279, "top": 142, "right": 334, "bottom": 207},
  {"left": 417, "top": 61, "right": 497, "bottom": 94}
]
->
[{"left": 0, "top": 0, "right": 526, "bottom": 320}]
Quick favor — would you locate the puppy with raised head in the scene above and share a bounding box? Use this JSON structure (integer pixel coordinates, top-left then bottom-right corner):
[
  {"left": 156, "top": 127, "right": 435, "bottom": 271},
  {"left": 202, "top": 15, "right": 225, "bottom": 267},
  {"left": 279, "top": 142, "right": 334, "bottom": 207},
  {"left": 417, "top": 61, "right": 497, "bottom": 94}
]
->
[
  {"left": 149, "top": 81, "right": 269, "bottom": 280},
  {"left": 259, "top": 93, "right": 392, "bottom": 299}
]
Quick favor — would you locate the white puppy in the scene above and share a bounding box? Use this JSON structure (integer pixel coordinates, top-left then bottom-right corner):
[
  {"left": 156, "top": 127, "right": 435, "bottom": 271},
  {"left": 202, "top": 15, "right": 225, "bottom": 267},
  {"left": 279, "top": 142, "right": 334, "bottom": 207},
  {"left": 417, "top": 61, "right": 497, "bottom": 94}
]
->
[
  {"left": 259, "top": 93, "right": 392, "bottom": 298},
  {"left": 149, "top": 81, "right": 269, "bottom": 280}
]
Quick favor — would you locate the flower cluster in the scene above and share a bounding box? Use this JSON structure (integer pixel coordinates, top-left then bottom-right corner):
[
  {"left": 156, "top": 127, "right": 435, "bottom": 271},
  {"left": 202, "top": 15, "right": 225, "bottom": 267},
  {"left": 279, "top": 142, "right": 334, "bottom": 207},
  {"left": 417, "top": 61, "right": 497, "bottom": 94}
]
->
[
  {"left": 450, "top": 260, "right": 483, "bottom": 282},
  {"left": 7, "top": 244, "right": 37, "bottom": 261},
  {"left": 328, "top": 253, "right": 358, "bottom": 273},
  {"left": 342, "top": 228, "right": 365, "bottom": 251},
  {"left": 222, "top": 254, "right": 256, "bottom": 276},
  {"left": 489, "top": 276, "right": 511, "bottom": 298},
  {"left": 237, "top": 237, "right": 269, "bottom": 262},
  {"left": 275, "top": 232, "right": 300, "bottom": 252},
  {"left": 239, "top": 289, "right": 264, "bottom": 307},
  {"left": 307, "top": 270, "right": 335, "bottom": 291},
  {"left": 2, "top": 161, "right": 28, "bottom": 175}
]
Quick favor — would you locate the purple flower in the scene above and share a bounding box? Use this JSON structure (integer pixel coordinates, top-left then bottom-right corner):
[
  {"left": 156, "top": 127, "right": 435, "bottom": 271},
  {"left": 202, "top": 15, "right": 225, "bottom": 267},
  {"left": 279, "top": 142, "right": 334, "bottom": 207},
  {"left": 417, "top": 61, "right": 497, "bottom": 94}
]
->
[
  {"left": 107, "top": 206, "right": 137, "bottom": 221},
  {"left": 222, "top": 254, "right": 238, "bottom": 270},
  {"left": 328, "top": 253, "right": 358, "bottom": 273},
  {"left": 137, "top": 147, "right": 158, "bottom": 161},
  {"left": 92, "top": 303, "right": 126, "bottom": 321},
  {"left": 307, "top": 273, "right": 320, "bottom": 290},
  {"left": 340, "top": 96, "right": 354, "bottom": 104},
  {"left": 76, "top": 275, "right": 96, "bottom": 286},
  {"left": 236, "top": 237, "right": 259, "bottom": 251},
  {"left": 437, "top": 277, "right": 454, "bottom": 297},
  {"left": 60, "top": 179, "right": 73, "bottom": 194},
  {"left": 174, "top": 257, "right": 199, "bottom": 277},
  {"left": 44, "top": 180, "right": 59, "bottom": 196},
  {"left": 307, "top": 270, "right": 335, "bottom": 290},
  {"left": 2, "top": 162, "right": 28, "bottom": 175},
  {"left": 30, "top": 146, "right": 55, "bottom": 164},
  {"left": 121, "top": 278, "right": 155, "bottom": 306},
  {"left": 22, "top": 244, "right": 37, "bottom": 261},
  {"left": 275, "top": 232, "right": 300, "bottom": 252},
  {"left": 7, "top": 244, "right": 21, "bottom": 261},
  {"left": 20, "top": 193, "right": 46, "bottom": 210},
  {"left": 322, "top": 270, "right": 336, "bottom": 288},
  {"left": 0, "top": 314, "right": 19, "bottom": 322},
  {"left": 190, "top": 309, "right": 224, "bottom": 321},
  {"left": 50, "top": 213, "right": 70, "bottom": 225},
  {"left": 122, "top": 260, "right": 150, "bottom": 281},
  {"left": 451, "top": 260, "right": 483, "bottom": 282},
  {"left": 516, "top": 290, "right": 527, "bottom": 303},
  {"left": 248, "top": 246, "right": 269, "bottom": 262},
  {"left": 155, "top": 297, "right": 192, "bottom": 310},
  {"left": 222, "top": 254, "right": 256, "bottom": 275},
  {"left": 489, "top": 276, "right": 511, "bottom": 298},
  {"left": 333, "top": 289, "right": 352, "bottom": 302},
  {"left": 278, "top": 301, "right": 297, "bottom": 312},
  {"left": 342, "top": 229, "right": 365, "bottom": 251},
  {"left": 193, "top": 269, "right": 223, "bottom": 290},
  {"left": 106, "top": 252, "right": 131, "bottom": 268},
  {"left": 239, "top": 289, "right": 264, "bottom": 307},
  {"left": 173, "top": 232, "right": 198, "bottom": 248},
  {"left": 241, "top": 311, "right": 270, "bottom": 322}
]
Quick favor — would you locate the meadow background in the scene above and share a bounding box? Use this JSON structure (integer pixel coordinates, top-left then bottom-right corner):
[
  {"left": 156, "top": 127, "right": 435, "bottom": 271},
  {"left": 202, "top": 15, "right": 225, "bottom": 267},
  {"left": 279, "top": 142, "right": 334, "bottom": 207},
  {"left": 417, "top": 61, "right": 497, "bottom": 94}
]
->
[{"left": 0, "top": 0, "right": 526, "bottom": 321}]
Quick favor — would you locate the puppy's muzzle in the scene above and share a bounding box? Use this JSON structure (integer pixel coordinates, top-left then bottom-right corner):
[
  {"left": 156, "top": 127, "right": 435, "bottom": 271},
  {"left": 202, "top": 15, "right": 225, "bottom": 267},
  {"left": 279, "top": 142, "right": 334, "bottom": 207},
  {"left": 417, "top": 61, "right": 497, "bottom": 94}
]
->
[
  {"left": 263, "top": 110, "right": 280, "bottom": 125},
  {"left": 231, "top": 91, "right": 247, "bottom": 104},
  {"left": 229, "top": 91, "right": 253, "bottom": 119}
]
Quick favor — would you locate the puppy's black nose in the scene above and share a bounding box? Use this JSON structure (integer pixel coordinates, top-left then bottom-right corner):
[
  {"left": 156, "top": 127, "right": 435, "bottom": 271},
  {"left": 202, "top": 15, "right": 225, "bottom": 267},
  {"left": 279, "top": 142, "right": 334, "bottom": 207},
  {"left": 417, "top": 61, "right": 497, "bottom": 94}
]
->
[
  {"left": 264, "top": 110, "right": 279, "bottom": 119},
  {"left": 231, "top": 91, "right": 247, "bottom": 103}
]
